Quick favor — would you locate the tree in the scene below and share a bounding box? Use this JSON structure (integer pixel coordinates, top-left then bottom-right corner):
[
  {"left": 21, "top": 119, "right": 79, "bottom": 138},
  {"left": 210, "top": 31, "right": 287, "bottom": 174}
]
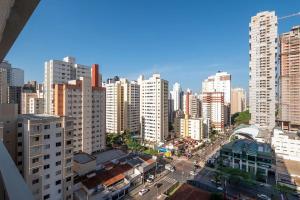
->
[{"left": 232, "top": 110, "right": 251, "bottom": 126}]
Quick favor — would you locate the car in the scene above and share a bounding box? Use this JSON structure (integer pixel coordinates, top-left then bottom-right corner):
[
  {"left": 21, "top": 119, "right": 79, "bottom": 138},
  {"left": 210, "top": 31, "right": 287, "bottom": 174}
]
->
[
  {"left": 217, "top": 186, "right": 223, "bottom": 191},
  {"left": 165, "top": 164, "right": 175, "bottom": 172},
  {"left": 139, "top": 188, "right": 149, "bottom": 196},
  {"left": 148, "top": 174, "right": 155, "bottom": 179},
  {"left": 146, "top": 177, "right": 154, "bottom": 183},
  {"left": 190, "top": 170, "right": 197, "bottom": 176},
  {"left": 257, "top": 194, "right": 271, "bottom": 200}
]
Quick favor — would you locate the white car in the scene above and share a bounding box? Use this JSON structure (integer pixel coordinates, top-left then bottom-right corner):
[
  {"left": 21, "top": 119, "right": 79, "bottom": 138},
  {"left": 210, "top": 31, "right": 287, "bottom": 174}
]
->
[
  {"left": 257, "top": 194, "right": 271, "bottom": 200},
  {"left": 146, "top": 178, "right": 153, "bottom": 183},
  {"left": 217, "top": 186, "right": 223, "bottom": 191},
  {"left": 148, "top": 175, "right": 155, "bottom": 179},
  {"left": 139, "top": 188, "right": 149, "bottom": 196}
]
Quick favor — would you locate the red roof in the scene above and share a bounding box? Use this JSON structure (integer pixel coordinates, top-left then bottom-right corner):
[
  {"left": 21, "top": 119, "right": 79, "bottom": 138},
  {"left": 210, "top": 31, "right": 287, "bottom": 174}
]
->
[{"left": 167, "top": 183, "right": 211, "bottom": 200}]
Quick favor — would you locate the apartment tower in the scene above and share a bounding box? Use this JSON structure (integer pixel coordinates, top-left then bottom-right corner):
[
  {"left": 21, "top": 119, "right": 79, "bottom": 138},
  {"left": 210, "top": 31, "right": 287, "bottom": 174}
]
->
[
  {"left": 231, "top": 88, "right": 246, "bottom": 115},
  {"left": 138, "top": 74, "right": 168, "bottom": 144},
  {"left": 249, "top": 11, "right": 277, "bottom": 130},
  {"left": 280, "top": 26, "right": 300, "bottom": 130}
]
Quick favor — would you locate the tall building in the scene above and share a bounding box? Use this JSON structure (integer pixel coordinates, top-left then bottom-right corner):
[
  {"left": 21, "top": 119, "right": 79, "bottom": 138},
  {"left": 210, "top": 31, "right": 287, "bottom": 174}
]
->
[
  {"left": 17, "top": 114, "right": 74, "bottom": 200},
  {"left": 21, "top": 92, "right": 44, "bottom": 114},
  {"left": 183, "top": 89, "right": 201, "bottom": 118},
  {"left": 202, "top": 92, "right": 225, "bottom": 132},
  {"left": 231, "top": 88, "right": 246, "bottom": 115},
  {"left": 249, "top": 11, "right": 277, "bottom": 130},
  {"left": 170, "top": 82, "right": 183, "bottom": 111},
  {"left": 280, "top": 26, "right": 300, "bottom": 130},
  {"left": 8, "top": 86, "right": 22, "bottom": 114},
  {"left": 54, "top": 64, "right": 106, "bottom": 154},
  {"left": 44, "top": 56, "right": 91, "bottom": 114},
  {"left": 0, "top": 60, "right": 24, "bottom": 87},
  {"left": 0, "top": 104, "right": 18, "bottom": 162},
  {"left": 0, "top": 66, "right": 8, "bottom": 103},
  {"left": 202, "top": 71, "right": 231, "bottom": 125},
  {"left": 105, "top": 78, "right": 140, "bottom": 134},
  {"left": 138, "top": 74, "right": 169, "bottom": 144}
]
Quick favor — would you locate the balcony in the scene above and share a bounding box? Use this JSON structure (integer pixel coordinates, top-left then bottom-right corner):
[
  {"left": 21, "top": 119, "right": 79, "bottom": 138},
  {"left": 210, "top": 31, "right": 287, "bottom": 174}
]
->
[{"left": 0, "top": 141, "right": 34, "bottom": 200}]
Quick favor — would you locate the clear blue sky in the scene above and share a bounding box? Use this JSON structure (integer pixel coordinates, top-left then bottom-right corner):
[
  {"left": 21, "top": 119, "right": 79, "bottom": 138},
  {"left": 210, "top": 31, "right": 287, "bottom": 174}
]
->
[{"left": 5, "top": 0, "right": 300, "bottom": 92}]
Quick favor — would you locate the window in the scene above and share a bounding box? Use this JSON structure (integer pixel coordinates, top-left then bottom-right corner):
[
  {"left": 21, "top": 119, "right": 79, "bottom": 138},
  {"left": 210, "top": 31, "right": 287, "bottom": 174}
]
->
[
  {"left": 32, "top": 157, "right": 39, "bottom": 163},
  {"left": 56, "top": 161, "right": 61, "bottom": 166},
  {"left": 18, "top": 132, "right": 22, "bottom": 137},
  {"left": 56, "top": 142, "right": 61, "bottom": 147},
  {"left": 17, "top": 142, "right": 22, "bottom": 147},
  {"left": 56, "top": 123, "right": 61, "bottom": 128},
  {"left": 44, "top": 135, "right": 50, "bottom": 139},
  {"left": 66, "top": 140, "right": 72, "bottom": 145},
  {"left": 18, "top": 123, "right": 22, "bottom": 127},
  {"left": 55, "top": 180, "right": 61, "bottom": 185},
  {"left": 44, "top": 125, "right": 50, "bottom": 129},
  {"left": 45, "top": 174, "right": 50, "bottom": 179},
  {"left": 44, "top": 184, "right": 50, "bottom": 190},
  {"left": 56, "top": 170, "right": 61, "bottom": 175},
  {"left": 44, "top": 164, "right": 50, "bottom": 170},
  {"left": 44, "top": 155, "right": 50, "bottom": 160},
  {"left": 34, "top": 136, "right": 39, "bottom": 141},
  {"left": 32, "top": 179, "right": 39, "bottom": 184},
  {"left": 32, "top": 168, "right": 39, "bottom": 174},
  {"left": 66, "top": 177, "right": 71, "bottom": 182},
  {"left": 56, "top": 152, "right": 61, "bottom": 156},
  {"left": 43, "top": 194, "right": 50, "bottom": 200},
  {"left": 56, "top": 132, "right": 61, "bottom": 137}
]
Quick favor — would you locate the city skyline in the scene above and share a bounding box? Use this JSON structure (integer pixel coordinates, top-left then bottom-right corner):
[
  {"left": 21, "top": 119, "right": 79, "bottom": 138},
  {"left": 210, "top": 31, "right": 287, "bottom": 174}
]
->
[{"left": 5, "top": 0, "right": 300, "bottom": 92}]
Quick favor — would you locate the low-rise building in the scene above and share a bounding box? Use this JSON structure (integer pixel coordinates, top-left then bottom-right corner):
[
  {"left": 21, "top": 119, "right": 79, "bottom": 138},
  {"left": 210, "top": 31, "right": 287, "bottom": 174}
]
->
[{"left": 220, "top": 139, "right": 273, "bottom": 178}]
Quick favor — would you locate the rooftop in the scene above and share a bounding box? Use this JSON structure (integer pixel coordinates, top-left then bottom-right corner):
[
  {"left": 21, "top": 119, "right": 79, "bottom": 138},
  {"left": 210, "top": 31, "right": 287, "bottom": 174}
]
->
[
  {"left": 167, "top": 183, "right": 211, "bottom": 200},
  {"left": 18, "top": 114, "right": 61, "bottom": 120},
  {"left": 74, "top": 152, "right": 96, "bottom": 164},
  {"left": 94, "top": 149, "right": 126, "bottom": 165},
  {"left": 222, "top": 139, "right": 272, "bottom": 156}
]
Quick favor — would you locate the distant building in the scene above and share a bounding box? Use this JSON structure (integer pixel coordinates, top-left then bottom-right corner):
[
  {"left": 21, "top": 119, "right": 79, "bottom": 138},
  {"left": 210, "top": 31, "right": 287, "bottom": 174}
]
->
[
  {"left": 249, "top": 11, "right": 277, "bottom": 130},
  {"left": 7, "top": 86, "right": 22, "bottom": 114},
  {"left": 44, "top": 56, "right": 92, "bottom": 114},
  {"left": 105, "top": 78, "right": 140, "bottom": 134},
  {"left": 174, "top": 117, "right": 210, "bottom": 140},
  {"left": 0, "top": 60, "right": 24, "bottom": 87},
  {"left": 202, "top": 71, "right": 231, "bottom": 125},
  {"left": 0, "top": 66, "right": 8, "bottom": 103},
  {"left": 202, "top": 92, "right": 224, "bottom": 132},
  {"left": 21, "top": 85, "right": 44, "bottom": 114},
  {"left": 17, "top": 114, "right": 74, "bottom": 200},
  {"left": 220, "top": 139, "right": 273, "bottom": 178},
  {"left": 279, "top": 26, "right": 300, "bottom": 131},
  {"left": 231, "top": 88, "right": 246, "bottom": 115},
  {"left": 183, "top": 89, "right": 200, "bottom": 118},
  {"left": 170, "top": 82, "right": 183, "bottom": 111},
  {"left": 138, "top": 74, "right": 169, "bottom": 145},
  {"left": 53, "top": 64, "right": 106, "bottom": 154}
]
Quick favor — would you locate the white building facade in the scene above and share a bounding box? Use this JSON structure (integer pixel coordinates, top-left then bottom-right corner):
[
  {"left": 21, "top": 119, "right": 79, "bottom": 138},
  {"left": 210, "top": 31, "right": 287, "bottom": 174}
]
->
[
  {"left": 249, "top": 11, "right": 277, "bottom": 130},
  {"left": 170, "top": 82, "right": 183, "bottom": 111},
  {"left": 138, "top": 74, "right": 169, "bottom": 144}
]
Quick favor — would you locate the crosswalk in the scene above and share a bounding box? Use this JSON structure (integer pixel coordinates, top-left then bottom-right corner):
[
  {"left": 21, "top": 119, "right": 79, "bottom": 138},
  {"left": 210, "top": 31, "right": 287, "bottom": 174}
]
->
[{"left": 163, "top": 176, "right": 177, "bottom": 184}]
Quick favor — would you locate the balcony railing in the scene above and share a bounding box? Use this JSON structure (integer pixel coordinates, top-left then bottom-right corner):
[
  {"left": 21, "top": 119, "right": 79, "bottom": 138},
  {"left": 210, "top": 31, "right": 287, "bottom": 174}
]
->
[{"left": 0, "top": 141, "right": 34, "bottom": 200}]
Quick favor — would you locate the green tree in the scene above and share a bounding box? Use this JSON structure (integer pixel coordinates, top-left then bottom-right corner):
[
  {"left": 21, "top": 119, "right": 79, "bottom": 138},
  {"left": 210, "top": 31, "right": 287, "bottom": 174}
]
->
[{"left": 232, "top": 110, "right": 251, "bottom": 126}]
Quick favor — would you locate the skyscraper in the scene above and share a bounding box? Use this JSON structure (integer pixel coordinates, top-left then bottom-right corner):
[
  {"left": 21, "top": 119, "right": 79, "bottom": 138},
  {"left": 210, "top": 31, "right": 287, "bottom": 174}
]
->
[
  {"left": 44, "top": 56, "right": 91, "bottom": 114},
  {"left": 231, "top": 88, "right": 246, "bottom": 115},
  {"left": 202, "top": 71, "right": 231, "bottom": 125},
  {"left": 202, "top": 92, "right": 225, "bottom": 132},
  {"left": 183, "top": 89, "right": 201, "bottom": 118},
  {"left": 280, "top": 26, "right": 300, "bottom": 130},
  {"left": 0, "top": 66, "right": 8, "bottom": 103},
  {"left": 170, "top": 82, "right": 183, "bottom": 111},
  {"left": 138, "top": 74, "right": 168, "bottom": 144},
  {"left": 105, "top": 78, "right": 140, "bottom": 134},
  {"left": 0, "top": 60, "right": 24, "bottom": 87},
  {"left": 53, "top": 64, "right": 106, "bottom": 154},
  {"left": 249, "top": 11, "right": 277, "bottom": 130}
]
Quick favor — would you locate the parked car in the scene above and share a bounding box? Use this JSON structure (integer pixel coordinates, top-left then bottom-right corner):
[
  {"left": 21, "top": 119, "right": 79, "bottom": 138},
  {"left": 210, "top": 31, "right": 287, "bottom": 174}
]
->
[
  {"left": 217, "top": 186, "right": 223, "bottom": 191},
  {"left": 165, "top": 164, "right": 175, "bottom": 172},
  {"left": 257, "top": 194, "right": 271, "bottom": 200},
  {"left": 139, "top": 188, "right": 149, "bottom": 196},
  {"left": 146, "top": 177, "right": 154, "bottom": 183},
  {"left": 148, "top": 174, "right": 155, "bottom": 179}
]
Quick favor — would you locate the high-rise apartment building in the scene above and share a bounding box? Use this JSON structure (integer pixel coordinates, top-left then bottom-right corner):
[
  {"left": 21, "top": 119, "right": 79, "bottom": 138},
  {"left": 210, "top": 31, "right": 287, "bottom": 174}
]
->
[
  {"left": 231, "top": 88, "right": 246, "bottom": 115},
  {"left": 54, "top": 64, "right": 106, "bottom": 154},
  {"left": 183, "top": 89, "right": 201, "bottom": 118},
  {"left": 170, "top": 82, "right": 183, "bottom": 111},
  {"left": 138, "top": 74, "right": 168, "bottom": 144},
  {"left": 202, "top": 71, "right": 231, "bottom": 125},
  {"left": 202, "top": 92, "right": 224, "bottom": 132},
  {"left": 280, "top": 26, "right": 300, "bottom": 130},
  {"left": 249, "top": 11, "right": 277, "bottom": 130},
  {"left": 0, "top": 60, "right": 24, "bottom": 87},
  {"left": 8, "top": 86, "right": 22, "bottom": 114},
  {"left": 16, "top": 114, "right": 74, "bottom": 200},
  {"left": 105, "top": 78, "right": 140, "bottom": 134},
  {"left": 44, "top": 56, "right": 91, "bottom": 114},
  {"left": 0, "top": 66, "right": 8, "bottom": 103},
  {"left": 22, "top": 92, "right": 44, "bottom": 114}
]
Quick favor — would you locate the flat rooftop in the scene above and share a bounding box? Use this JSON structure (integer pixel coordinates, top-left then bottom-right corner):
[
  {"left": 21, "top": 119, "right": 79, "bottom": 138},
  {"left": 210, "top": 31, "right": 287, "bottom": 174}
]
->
[
  {"left": 93, "top": 149, "right": 126, "bottom": 165},
  {"left": 276, "top": 159, "right": 300, "bottom": 186},
  {"left": 74, "top": 152, "right": 96, "bottom": 164}
]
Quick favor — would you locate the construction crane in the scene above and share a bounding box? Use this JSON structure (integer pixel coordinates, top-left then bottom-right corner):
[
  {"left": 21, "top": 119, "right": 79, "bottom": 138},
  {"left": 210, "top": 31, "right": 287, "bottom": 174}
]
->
[{"left": 278, "top": 12, "right": 300, "bottom": 20}]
